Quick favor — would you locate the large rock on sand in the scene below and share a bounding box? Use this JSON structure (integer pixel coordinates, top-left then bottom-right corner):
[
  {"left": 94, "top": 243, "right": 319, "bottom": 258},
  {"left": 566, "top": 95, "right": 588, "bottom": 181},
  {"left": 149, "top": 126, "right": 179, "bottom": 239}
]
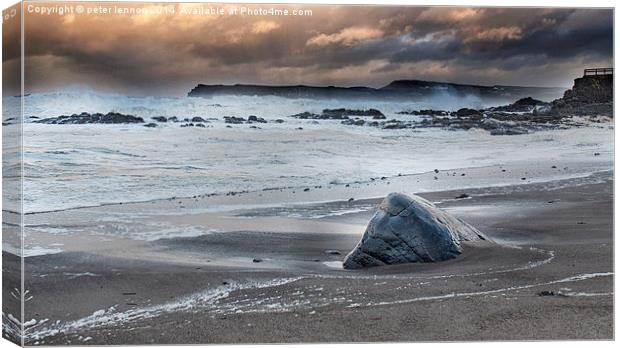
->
[{"left": 343, "top": 192, "right": 486, "bottom": 269}]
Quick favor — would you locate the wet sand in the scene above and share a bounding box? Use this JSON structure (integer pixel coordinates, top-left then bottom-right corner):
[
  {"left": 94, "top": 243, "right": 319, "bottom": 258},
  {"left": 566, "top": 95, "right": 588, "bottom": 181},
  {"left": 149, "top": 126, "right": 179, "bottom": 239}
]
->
[{"left": 7, "top": 169, "right": 614, "bottom": 344}]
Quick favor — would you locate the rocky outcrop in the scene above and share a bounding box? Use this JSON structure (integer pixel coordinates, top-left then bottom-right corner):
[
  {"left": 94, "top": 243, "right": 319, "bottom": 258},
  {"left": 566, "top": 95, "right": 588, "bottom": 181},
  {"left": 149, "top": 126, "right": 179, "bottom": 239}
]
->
[
  {"left": 223, "top": 116, "right": 268, "bottom": 124},
  {"left": 564, "top": 75, "right": 612, "bottom": 104},
  {"left": 35, "top": 112, "right": 144, "bottom": 124},
  {"left": 397, "top": 109, "right": 449, "bottom": 116},
  {"left": 548, "top": 74, "right": 613, "bottom": 117},
  {"left": 248, "top": 115, "right": 267, "bottom": 123},
  {"left": 343, "top": 192, "right": 487, "bottom": 269},
  {"left": 224, "top": 116, "right": 245, "bottom": 124},
  {"left": 322, "top": 108, "right": 385, "bottom": 119},
  {"left": 341, "top": 119, "right": 366, "bottom": 126},
  {"left": 453, "top": 108, "right": 483, "bottom": 118},
  {"left": 290, "top": 109, "right": 385, "bottom": 120},
  {"left": 488, "top": 97, "right": 548, "bottom": 113},
  {"left": 152, "top": 116, "right": 168, "bottom": 122}
]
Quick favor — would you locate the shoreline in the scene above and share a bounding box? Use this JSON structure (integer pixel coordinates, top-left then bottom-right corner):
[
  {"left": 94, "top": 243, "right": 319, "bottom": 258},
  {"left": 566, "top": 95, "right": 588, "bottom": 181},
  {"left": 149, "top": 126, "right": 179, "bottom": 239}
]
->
[
  {"left": 11, "top": 120, "right": 613, "bottom": 215},
  {"left": 5, "top": 169, "right": 613, "bottom": 344},
  {"left": 13, "top": 158, "right": 613, "bottom": 217},
  {"left": 6, "top": 164, "right": 613, "bottom": 259}
]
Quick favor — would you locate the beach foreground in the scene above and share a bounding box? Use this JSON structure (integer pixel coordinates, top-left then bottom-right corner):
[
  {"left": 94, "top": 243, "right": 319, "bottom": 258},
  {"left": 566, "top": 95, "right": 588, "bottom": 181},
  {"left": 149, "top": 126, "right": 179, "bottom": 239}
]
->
[
  {"left": 2, "top": 4, "right": 615, "bottom": 345},
  {"left": 7, "top": 166, "right": 613, "bottom": 344}
]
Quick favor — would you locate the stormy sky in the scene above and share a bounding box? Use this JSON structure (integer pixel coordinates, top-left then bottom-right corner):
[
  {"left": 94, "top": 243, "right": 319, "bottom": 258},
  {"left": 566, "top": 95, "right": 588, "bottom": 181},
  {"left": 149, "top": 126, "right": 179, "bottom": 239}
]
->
[{"left": 5, "top": 3, "right": 614, "bottom": 96}]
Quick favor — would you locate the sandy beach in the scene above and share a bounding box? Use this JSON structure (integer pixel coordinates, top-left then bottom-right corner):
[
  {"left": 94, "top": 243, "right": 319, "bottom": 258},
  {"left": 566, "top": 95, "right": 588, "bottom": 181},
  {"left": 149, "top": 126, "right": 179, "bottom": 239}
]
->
[
  {"left": 2, "top": 4, "right": 616, "bottom": 345},
  {"left": 7, "top": 161, "right": 612, "bottom": 345}
]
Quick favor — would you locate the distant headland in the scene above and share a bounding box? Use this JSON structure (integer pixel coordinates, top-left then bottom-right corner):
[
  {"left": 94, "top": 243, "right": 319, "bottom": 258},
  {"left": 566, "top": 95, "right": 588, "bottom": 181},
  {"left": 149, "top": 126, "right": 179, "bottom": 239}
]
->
[{"left": 188, "top": 79, "right": 566, "bottom": 104}]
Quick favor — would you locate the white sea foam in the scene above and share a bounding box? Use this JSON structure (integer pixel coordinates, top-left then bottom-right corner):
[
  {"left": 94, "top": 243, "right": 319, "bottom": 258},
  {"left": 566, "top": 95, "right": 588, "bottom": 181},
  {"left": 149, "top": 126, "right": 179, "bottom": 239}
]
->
[
  {"left": 2, "top": 243, "right": 63, "bottom": 257},
  {"left": 25, "top": 220, "right": 222, "bottom": 242},
  {"left": 23, "top": 270, "right": 613, "bottom": 343},
  {"left": 558, "top": 291, "right": 614, "bottom": 297},
  {"left": 311, "top": 246, "right": 556, "bottom": 281},
  {"left": 365, "top": 272, "right": 614, "bottom": 307},
  {"left": 62, "top": 272, "right": 100, "bottom": 279},
  {"left": 308, "top": 207, "right": 372, "bottom": 219},
  {"left": 25, "top": 277, "right": 302, "bottom": 342},
  {"left": 323, "top": 261, "right": 344, "bottom": 269},
  {"left": 4, "top": 90, "right": 611, "bottom": 215}
]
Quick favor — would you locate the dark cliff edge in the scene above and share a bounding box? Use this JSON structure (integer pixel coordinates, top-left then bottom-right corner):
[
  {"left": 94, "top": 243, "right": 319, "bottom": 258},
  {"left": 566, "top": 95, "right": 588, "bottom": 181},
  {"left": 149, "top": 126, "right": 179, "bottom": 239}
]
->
[
  {"left": 547, "top": 74, "right": 613, "bottom": 117},
  {"left": 188, "top": 80, "right": 565, "bottom": 104}
]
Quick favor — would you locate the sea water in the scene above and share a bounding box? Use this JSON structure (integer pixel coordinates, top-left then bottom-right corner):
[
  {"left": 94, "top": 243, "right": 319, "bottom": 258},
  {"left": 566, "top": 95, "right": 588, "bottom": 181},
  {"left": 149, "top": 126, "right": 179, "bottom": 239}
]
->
[{"left": 1, "top": 89, "right": 614, "bottom": 214}]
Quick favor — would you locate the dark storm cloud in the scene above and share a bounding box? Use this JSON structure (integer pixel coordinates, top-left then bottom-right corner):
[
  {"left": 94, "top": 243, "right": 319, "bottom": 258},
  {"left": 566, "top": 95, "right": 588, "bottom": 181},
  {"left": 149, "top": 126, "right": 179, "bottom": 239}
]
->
[
  {"left": 461, "top": 11, "right": 613, "bottom": 61},
  {"left": 391, "top": 39, "right": 463, "bottom": 63},
  {"left": 18, "top": 3, "right": 613, "bottom": 95}
]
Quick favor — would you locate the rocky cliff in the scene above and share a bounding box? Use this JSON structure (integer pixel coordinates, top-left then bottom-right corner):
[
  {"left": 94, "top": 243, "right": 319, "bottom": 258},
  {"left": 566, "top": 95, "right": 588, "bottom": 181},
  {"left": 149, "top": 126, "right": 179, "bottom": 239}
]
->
[{"left": 549, "top": 74, "right": 613, "bottom": 116}]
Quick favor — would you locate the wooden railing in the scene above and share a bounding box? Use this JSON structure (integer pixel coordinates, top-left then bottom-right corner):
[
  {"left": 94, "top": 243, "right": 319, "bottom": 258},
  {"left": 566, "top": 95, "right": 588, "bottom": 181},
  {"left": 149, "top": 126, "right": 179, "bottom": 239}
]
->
[{"left": 584, "top": 68, "right": 613, "bottom": 76}]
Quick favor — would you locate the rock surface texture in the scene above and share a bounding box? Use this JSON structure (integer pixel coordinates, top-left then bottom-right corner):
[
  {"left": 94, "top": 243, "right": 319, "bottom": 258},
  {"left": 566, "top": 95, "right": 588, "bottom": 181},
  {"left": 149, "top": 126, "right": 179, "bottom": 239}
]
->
[
  {"left": 35, "top": 112, "right": 144, "bottom": 124},
  {"left": 549, "top": 74, "right": 613, "bottom": 117},
  {"left": 343, "top": 192, "right": 487, "bottom": 269}
]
